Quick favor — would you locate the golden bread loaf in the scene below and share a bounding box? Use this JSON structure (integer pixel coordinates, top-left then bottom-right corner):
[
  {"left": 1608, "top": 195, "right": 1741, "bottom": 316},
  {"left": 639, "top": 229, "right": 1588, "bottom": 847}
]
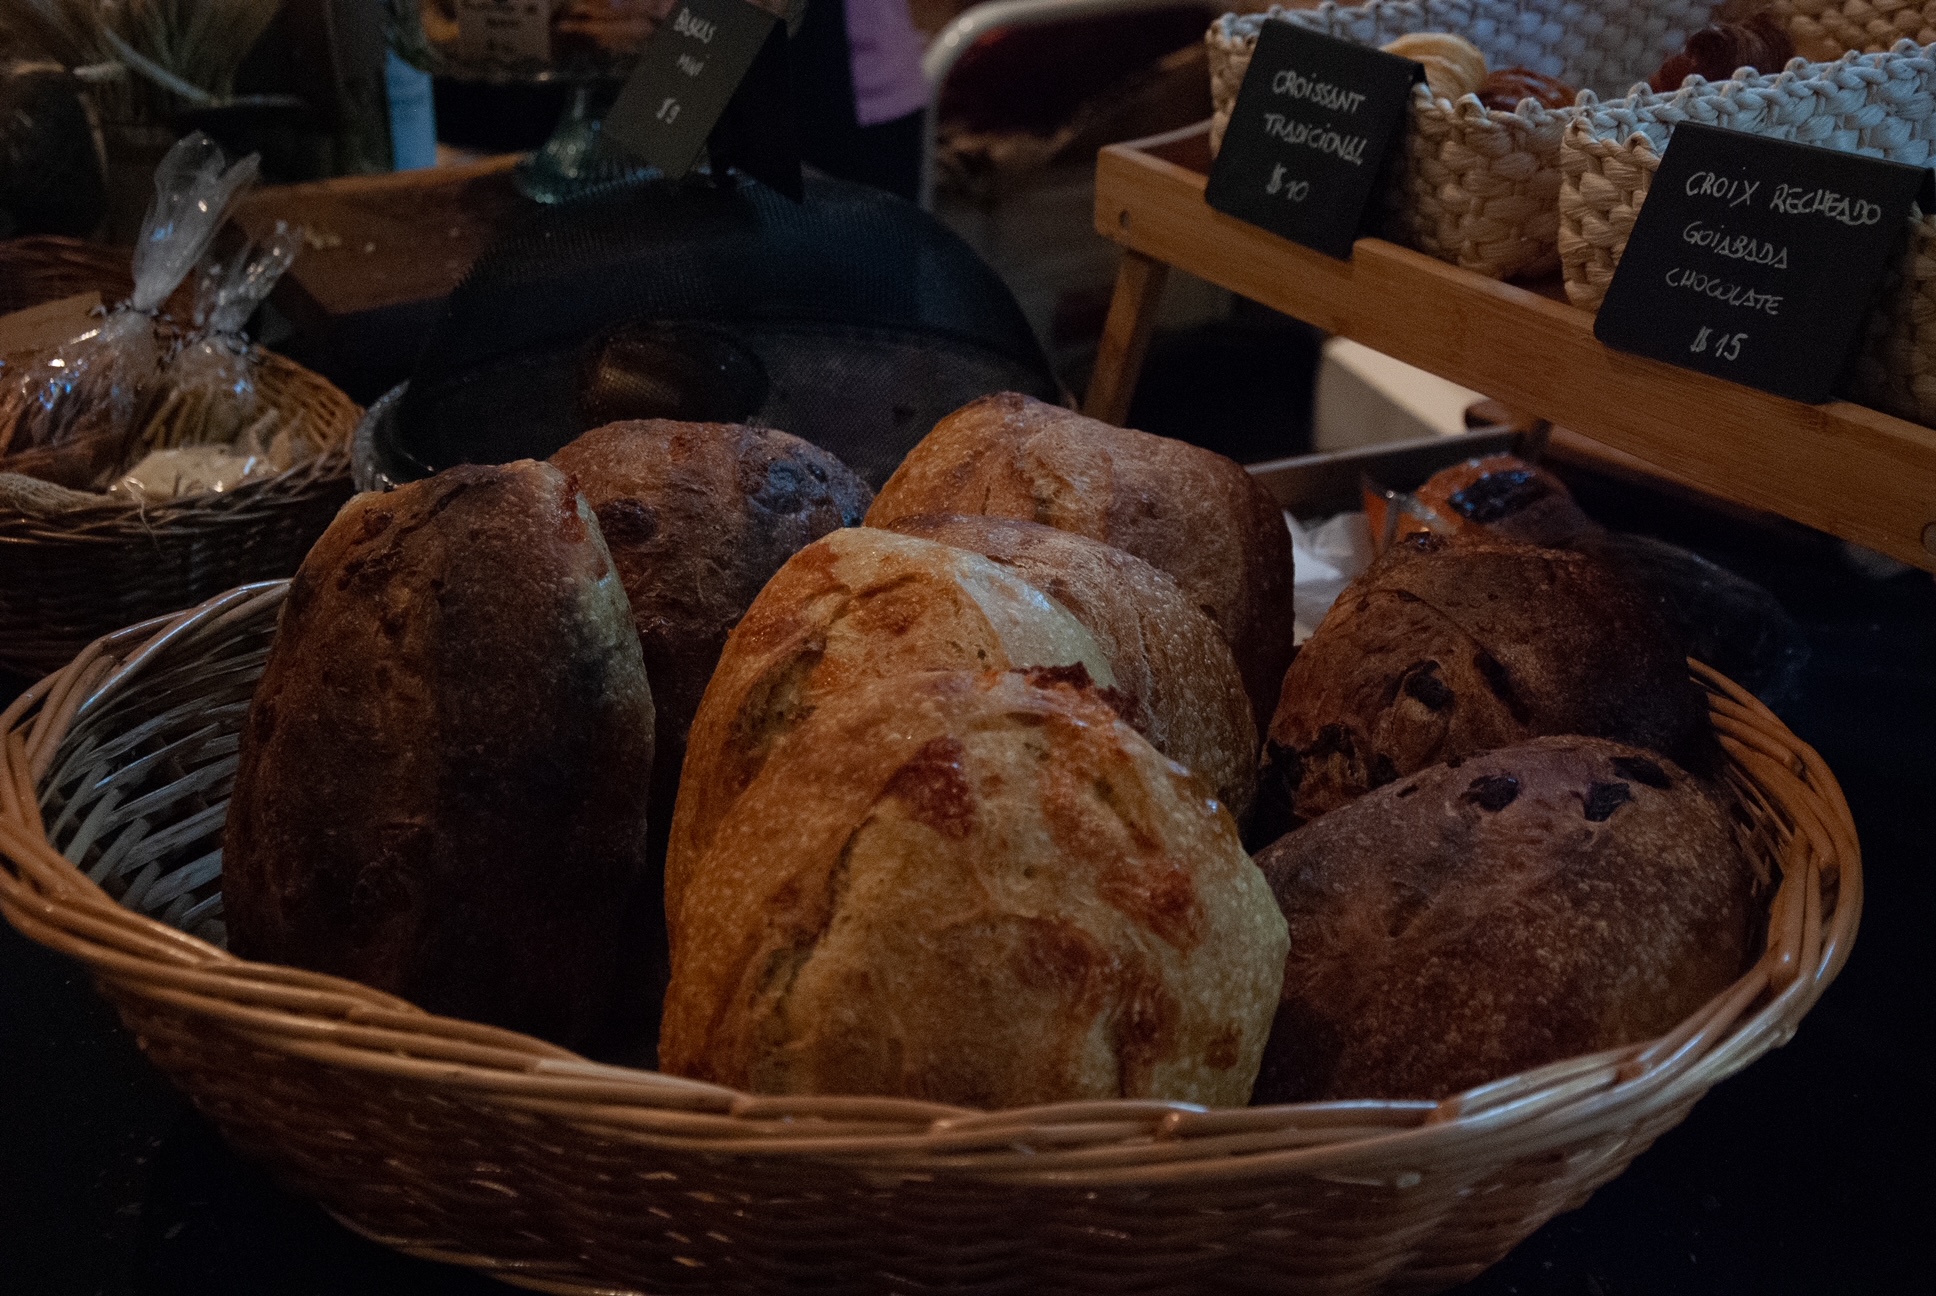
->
[
  {"left": 884, "top": 513, "right": 1258, "bottom": 821},
  {"left": 222, "top": 461, "right": 656, "bottom": 1048},
  {"left": 864, "top": 393, "right": 1295, "bottom": 732},
  {"left": 664, "top": 526, "right": 1115, "bottom": 922},
  {"left": 1251, "top": 736, "right": 1758, "bottom": 1102},
  {"left": 660, "top": 669, "right": 1289, "bottom": 1108}
]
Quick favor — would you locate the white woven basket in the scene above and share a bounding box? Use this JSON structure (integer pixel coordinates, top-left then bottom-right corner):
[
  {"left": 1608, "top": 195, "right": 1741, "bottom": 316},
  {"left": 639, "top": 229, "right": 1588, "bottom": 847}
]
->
[
  {"left": 1208, "top": 0, "right": 1722, "bottom": 278},
  {"left": 1557, "top": 41, "right": 1936, "bottom": 424}
]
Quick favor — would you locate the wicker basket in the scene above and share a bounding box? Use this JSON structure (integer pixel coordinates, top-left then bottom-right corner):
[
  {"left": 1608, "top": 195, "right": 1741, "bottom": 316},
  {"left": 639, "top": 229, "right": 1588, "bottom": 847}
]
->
[
  {"left": 1774, "top": 0, "right": 1936, "bottom": 57},
  {"left": 0, "top": 581, "right": 1859, "bottom": 1296},
  {"left": 1556, "top": 42, "right": 1936, "bottom": 425},
  {"left": 0, "top": 240, "right": 362, "bottom": 678},
  {"left": 1207, "top": 0, "right": 1723, "bottom": 279}
]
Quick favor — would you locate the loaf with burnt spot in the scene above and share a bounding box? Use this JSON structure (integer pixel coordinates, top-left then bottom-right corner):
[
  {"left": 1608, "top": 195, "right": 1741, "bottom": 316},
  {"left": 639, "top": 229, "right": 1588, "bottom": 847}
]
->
[
  {"left": 222, "top": 461, "right": 656, "bottom": 1048},
  {"left": 1252, "top": 736, "right": 1759, "bottom": 1103},
  {"left": 665, "top": 526, "right": 1115, "bottom": 924},
  {"left": 661, "top": 669, "right": 1289, "bottom": 1108},
  {"left": 549, "top": 420, "right": 870, "bottom": 817},
  {"left": 864, "top": 393, "right": 1295, "bottom": 732},
  {"left": 884, "top": 513, "right": 1258, "bottom": 821},
  {"left": 1259, "top": 533, "right": 1713, "bottom": 832}
]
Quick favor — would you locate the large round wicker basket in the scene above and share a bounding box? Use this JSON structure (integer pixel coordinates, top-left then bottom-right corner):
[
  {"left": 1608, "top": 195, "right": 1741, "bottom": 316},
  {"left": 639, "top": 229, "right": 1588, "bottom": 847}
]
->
[
  {"left": 1, "top": 240, "right": 361, "bottom": 677},
  {"left": 0, "top": 581, "right": 1860, "bottom": 1296}
]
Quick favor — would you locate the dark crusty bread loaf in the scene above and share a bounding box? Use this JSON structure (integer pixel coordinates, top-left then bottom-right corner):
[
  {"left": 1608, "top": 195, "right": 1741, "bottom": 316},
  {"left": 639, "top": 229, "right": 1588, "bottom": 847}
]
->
[
  {"left": 549, "top": 420, "right": 870, "bottom": 796},
  {"left": 661, "top": 669, "right": 1288, "bottom": 1108},
  {"left": 664, "top": 527, "right": 1115, "bottom": 924},
  {"left": 1259, "top": 533, "right": 1713, "bottom": 833},
  {"left": 863, "top": 393, "right": 1295, "bottom": 732},
  {"left": 1252, "top": 736, "right": 1758, "bottom": 1103},
  {"left": 884, "top": 514, "right": 1258, "bottom": 821},
  {"left": 222, "top": 461, "right": 656, "bottom": 1048}
]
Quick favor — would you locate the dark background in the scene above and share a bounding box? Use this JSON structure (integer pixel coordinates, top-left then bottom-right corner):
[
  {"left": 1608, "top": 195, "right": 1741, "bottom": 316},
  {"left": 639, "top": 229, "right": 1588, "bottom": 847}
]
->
[{"left": 3, "top": 462, "right": 1931, "bottom": 1295}]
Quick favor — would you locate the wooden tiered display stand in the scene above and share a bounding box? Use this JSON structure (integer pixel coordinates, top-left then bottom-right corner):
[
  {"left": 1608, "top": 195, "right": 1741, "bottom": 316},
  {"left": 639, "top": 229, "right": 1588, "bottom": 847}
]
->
[{"left": 1084, "top": 122, "right": 1936, "bottom": 573}]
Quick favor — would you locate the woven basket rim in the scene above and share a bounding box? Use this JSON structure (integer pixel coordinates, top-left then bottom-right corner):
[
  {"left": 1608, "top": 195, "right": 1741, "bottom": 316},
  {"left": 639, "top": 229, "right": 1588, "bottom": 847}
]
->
[{"left": 0, "top": 579, "right": 1863, "bottom": 1188}]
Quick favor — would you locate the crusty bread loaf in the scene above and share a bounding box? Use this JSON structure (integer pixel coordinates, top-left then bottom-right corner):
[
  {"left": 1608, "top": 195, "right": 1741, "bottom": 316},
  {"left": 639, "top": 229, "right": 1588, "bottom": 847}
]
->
[
  {"left": 549, "top": 420, "right": 869, "bottom": 796},
  {"left": 1252, "top": 736, "right": 1758, "bottom": 1103},
  {"left": 1259, "top": 533, "right": 1713, "bottom": 833},
  {"left": 864, "top": 394, "right": 1295, "bottom": 731},
  {"left": 222, "top": 462, "right": 656, "bottom": 1048},
  {"left": 884, "top": 513, "right": 1257, "bottom": 821},
  {"left": 661, "top": 669, "right": 1289, "bottom": 1107},
  {"left": 664, "top": 527, "right": 1116, "bottom": 922}
]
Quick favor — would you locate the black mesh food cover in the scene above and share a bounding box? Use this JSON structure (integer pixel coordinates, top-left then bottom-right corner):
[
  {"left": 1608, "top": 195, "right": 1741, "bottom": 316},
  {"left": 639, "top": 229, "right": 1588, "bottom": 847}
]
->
[{"left": 384, "top": 171, "right": 1059, "bottom": 486}]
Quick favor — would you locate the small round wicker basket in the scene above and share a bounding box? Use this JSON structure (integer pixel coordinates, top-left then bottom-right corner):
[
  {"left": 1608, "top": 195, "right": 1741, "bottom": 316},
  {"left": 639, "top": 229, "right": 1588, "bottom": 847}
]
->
[
  {"left": 0, "top": 581, "right": 1860, "bottom": 1296},
  {"left": 0, "top": 240, "right": 361, "bottom": 677}
]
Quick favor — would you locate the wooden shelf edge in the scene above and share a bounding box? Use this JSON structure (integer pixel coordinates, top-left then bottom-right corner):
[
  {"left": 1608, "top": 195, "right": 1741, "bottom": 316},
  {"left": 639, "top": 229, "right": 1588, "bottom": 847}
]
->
[{"left": 1093, "top": 131, "right": 1936, "bottom": 573}]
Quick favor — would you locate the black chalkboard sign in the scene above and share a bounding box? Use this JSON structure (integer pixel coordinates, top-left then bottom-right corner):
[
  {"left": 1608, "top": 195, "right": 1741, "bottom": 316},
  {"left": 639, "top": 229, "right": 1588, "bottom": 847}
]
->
[
  {"left": 1205, "top": 22, "right": 1420, "bottom": 259},
  {"left": 604, "top": 0, "right": 780, "bottom": 179},
  {"left": 1594, "top": 121, "right": 1934, "bottom": 404}
]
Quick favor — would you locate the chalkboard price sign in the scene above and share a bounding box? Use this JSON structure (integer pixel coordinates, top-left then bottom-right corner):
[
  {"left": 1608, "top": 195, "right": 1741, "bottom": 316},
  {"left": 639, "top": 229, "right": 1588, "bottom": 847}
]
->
[
  {"left": 604, "top": 0, "right": 781, "bottom": 178},
  {"left": 1205, "top": 22, "right": 1420, "bottom": 259},
  {"left": 1594, "top": 121, "right": 1934, "bottom": 404}
]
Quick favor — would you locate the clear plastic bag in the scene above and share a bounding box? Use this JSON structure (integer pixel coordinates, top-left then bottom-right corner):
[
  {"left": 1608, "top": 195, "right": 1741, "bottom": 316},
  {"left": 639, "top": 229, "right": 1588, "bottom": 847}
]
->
[
  {"left": 144, "top": 221, "right": 301, "bottom": 456},
  {"left": 0, "top": 132, "right": 259, "bottom": 489}
]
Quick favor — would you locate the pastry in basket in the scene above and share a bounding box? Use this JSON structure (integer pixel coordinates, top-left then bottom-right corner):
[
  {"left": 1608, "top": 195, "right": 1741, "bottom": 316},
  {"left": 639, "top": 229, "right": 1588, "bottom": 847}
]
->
[
  {"left": 1367, "top": 453, "right": 1600, "bottom": 551},
  {"left": 549, "top": 420, "right": 870, "bottom": 827},
  {"left": 1258, "top": 533, "right": 1714, "bottom": 834},
  {"left": 1250, "top": 736, "right": 1760, "bottom": 1102},
  {"left": 1381, "top": 32, "right": 1488, "bottom": 102},
  {"left": 664, "top": 526, "right": 1115, "bottom": 921},
  {"left": 222, "top": 461, "right": 656, "bottom": 1048},
  {"left": 865, "top": 393, "right": 1295, "bottom": 733},
  {"left": 660, "top": 668, "right": 1289, "bottom": 1107},
  {"left": 1649, "top": 12, "right": 1797, "bottom": 92},
  {"left": 1476, "top": 67, "right": 1577, "bottom": 112},
  {"left": 883, "top": 513, "right": 1258, "bottom": 821}
]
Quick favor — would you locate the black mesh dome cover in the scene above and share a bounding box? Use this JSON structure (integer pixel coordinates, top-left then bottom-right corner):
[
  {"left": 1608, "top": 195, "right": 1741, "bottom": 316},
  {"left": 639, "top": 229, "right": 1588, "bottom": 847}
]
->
[{"left": 388, "top": 171, "right": 1059, "bottom": 486}]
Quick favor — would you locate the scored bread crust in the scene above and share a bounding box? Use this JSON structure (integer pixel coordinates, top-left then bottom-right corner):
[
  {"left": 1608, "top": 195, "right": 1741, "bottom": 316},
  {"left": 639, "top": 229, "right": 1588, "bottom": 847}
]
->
[
  {"left": 864, "top": 394, "right": 1295, "bottom": 732},
  {"left": 1260, "top": 534, "right": 1714, "bottom": 832},
  {"left": 664, "top": 527, "right": 1116, "bottom": 925},
  {"left": 222, "top": 461, "right": 656, "bottom": 1048},
  {"left": 1251, "top": 736, "right": 1758, "bottom": 1103},
  {"left": 660, "top": 670, "right": 1288, "bottom": 1108},
  {"left": 884, "top": 513, "right": 1258, "bottom": 822}
]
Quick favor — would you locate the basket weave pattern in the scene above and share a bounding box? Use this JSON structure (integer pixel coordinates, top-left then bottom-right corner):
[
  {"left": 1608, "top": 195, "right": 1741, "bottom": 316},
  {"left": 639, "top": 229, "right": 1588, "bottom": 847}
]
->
[
  {"left": 1208, "top": 0, "right": 1720, "bottom": 278},
  {"left": 1774, "top": 0, "right": 1936, "bottom": 55},
  {"left": 0, "top": 582, "right": 1859, "bottom": 1296},
  {"left": 1556, "top": 43, "right": 1936, "bottom": 424}
]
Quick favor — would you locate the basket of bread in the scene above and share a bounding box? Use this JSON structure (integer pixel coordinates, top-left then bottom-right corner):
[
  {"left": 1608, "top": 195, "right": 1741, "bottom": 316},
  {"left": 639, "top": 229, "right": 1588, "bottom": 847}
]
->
[
  {"left": 0, "top": 135, "right": 360, "bottom": 677},
  {"left": 0, "top": 395, "right": 1856, "bottom": 1295}
]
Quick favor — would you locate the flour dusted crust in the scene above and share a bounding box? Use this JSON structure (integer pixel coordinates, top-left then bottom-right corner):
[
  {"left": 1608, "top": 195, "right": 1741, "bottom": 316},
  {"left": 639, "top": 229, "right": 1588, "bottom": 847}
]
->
[
  {"left": 660, "top": 670, "right": 1288, "bottom": 1108},
  {"left": 222, "top": 461, "right": 656, "bottom": 1048},
  {"left": 1252, "top": 736, "right": 1758, "bottom": 1103},
  {"left": 864, "top": 394, "right": 1296, "bottom": 733},
  {"left": 664, "top": 527, "right": 1116, "bottom": 923},
  {"left": 884, "top": 513, "right": 1258, "bottom": 822},
  {"left": 1259, "top": 533, "right": 1713, "bottom": 833}
]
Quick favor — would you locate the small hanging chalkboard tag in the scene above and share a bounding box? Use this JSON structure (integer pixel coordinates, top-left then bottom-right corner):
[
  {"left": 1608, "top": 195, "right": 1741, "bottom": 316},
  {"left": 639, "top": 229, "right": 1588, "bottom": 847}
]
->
[
  {"left": 1204, "top": 22, "right": 1420, "bottom": 259},
  {"left": 604, "top": 0, "right": 781, "bottom": 179},
  {"left": 1594, "top": 121, "right": 1934, "bottom": 404}
]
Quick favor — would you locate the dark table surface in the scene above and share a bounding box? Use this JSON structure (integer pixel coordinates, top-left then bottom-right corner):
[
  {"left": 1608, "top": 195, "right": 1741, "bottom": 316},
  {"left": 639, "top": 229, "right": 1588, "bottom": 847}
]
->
[{"left": 3, "top": 463, "right": 1931, "bottom": 1296}]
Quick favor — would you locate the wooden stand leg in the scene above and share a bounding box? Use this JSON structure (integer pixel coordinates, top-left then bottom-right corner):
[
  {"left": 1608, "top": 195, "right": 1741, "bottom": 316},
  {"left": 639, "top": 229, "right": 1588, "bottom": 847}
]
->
[{"left": 1083, "top": 250, "right": 1170, "bottom": 425}]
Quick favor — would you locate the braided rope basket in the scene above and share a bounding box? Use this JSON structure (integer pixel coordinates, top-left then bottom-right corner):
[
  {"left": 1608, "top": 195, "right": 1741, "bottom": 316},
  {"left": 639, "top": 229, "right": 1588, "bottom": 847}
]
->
[
  {"left": 1556, "top": 41, "right": 1936, "bottom": 425},
  {"left": 0, "top": 580, "right": 1859, "bottom": 1295},
  {"left": 1, "top": 241, "right": 362, "bottom": 678},
  {"left": 1208, "top": 0, "right": 1722, "bottom": 279}
]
